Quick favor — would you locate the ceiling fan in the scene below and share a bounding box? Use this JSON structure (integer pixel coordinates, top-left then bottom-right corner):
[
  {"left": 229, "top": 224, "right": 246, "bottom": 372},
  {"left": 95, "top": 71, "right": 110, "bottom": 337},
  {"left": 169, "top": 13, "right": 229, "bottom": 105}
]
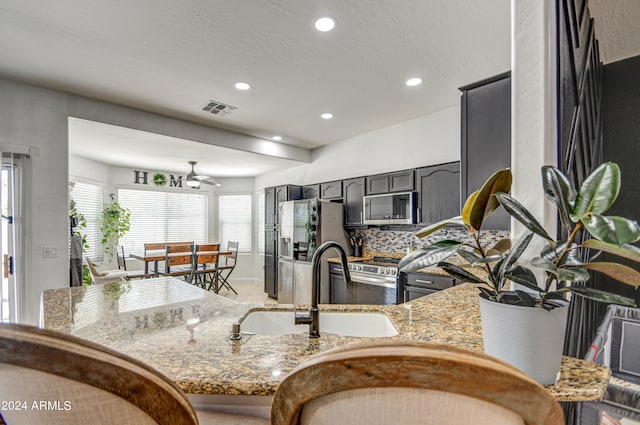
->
[{"left": 185, "top": 161, "right": 221, "bottom": 188}]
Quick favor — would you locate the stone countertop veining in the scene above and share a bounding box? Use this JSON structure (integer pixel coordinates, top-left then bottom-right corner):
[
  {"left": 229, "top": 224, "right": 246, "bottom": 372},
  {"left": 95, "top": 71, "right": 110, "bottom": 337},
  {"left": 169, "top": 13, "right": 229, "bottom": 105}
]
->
[{"left": 40, "top": 277, "right": 609, "bottom": 402}]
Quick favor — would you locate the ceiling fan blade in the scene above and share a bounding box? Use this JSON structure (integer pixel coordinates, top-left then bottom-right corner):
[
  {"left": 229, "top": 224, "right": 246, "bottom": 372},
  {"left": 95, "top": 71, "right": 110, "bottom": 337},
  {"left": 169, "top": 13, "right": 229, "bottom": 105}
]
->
[
  {"left": 193, "top": 175, "right": 211, "bottom": 181},
  {"left": 199, "top": 179, "right": 221, "bottom": 187}
]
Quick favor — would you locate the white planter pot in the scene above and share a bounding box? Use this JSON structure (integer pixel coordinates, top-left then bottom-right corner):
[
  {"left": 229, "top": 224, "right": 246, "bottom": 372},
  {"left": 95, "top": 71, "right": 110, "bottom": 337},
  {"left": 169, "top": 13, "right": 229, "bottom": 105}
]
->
[{"left": 478, "top": 295, "right": 569, "bottom": 385}]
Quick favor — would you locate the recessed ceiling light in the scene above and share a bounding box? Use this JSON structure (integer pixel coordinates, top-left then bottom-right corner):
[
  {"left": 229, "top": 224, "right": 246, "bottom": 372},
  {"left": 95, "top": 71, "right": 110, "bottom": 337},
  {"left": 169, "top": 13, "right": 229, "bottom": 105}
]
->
[
  {"left": 272, "top": 136, "right": 282, "bottom": 141},
  {"left": 314, "top": 17, "right": 336, "bottom": 32},
  {"left": 321, "top": 113, "right": 334, "bottom": 120},
  {"left": 405, "top": 77, "right": 423, "bottom": 87},
  {"left": 234, "top": 81, "right": 251, "bottom": 90}
]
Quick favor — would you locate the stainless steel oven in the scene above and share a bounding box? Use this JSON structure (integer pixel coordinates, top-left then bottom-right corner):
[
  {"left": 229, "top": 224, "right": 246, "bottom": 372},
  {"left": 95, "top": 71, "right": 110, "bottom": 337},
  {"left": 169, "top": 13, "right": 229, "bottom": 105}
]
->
[{"left": 329, "top": 257, "right": 400, "bottom": 305}]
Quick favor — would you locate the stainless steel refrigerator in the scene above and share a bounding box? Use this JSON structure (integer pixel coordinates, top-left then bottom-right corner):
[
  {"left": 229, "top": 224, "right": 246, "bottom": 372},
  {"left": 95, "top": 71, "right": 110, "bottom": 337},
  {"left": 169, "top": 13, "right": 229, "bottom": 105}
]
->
[{"left": 277, "top": 199, "right": 349, "bottom": 304}]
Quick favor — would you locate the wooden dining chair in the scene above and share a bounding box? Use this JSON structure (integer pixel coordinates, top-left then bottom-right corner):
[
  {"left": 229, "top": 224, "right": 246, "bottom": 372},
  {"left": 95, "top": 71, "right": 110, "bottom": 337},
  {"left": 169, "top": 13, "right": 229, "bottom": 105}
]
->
[
  {"left": 117, "top": 245, "right": 153, "bottom": 279},
  {"left": 271, "top": 340, "right": 564, "bottom": 425},
  {"left": 158, "top": 244, "right": 194, "bottom": 281},
  {"left": 191, "top": 243, "right": 220, "bottom": 290},
  {"left": 0, "top": 323, "right": 268, "bottom": 425},
  {"left": 216, "top": 241, "right": 239, "bottom": 295}
]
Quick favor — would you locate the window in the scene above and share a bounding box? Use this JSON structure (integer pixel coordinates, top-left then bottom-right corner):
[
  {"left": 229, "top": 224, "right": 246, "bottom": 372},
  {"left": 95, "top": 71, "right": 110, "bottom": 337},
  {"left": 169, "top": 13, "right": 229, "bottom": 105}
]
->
[
  {"left": 69, "top": 180, "right": 104, "bottom": 261},
  {"left": 118, "top": 188, "right": 208, "bottom": 252},
  {"left": 257, "top": 192, "right": 265, "bottom": 254},
  {"left": 219, "top": 194, "right": 252, "bottom": 254}
]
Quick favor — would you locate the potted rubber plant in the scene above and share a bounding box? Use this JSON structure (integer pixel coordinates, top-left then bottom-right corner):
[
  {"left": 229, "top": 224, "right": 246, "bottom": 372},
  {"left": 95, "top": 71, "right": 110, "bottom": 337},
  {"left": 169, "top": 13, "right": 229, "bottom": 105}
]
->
[
  {"left": 399, "top": 163, "right": 640, "bottom": 385},
  {"left": 100, "top": 197, "right": 131, "bottom": 261}
]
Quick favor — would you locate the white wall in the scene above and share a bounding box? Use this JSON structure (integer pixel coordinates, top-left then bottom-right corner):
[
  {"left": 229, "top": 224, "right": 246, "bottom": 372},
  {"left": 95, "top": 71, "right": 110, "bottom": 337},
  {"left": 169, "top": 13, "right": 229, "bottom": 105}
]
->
[
  {"left": 254, "top": 106, "right": 461, "bottom": 189},
  {"left": 0, "top": 79, "right": 69, "bottom": 325}
]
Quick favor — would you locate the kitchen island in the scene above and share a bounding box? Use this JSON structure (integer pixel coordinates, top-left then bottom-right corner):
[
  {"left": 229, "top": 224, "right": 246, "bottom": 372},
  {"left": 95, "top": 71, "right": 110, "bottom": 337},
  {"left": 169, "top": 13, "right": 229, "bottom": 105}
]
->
[{"left": 41, "top": 277, "right": 609, "bottom": 406}]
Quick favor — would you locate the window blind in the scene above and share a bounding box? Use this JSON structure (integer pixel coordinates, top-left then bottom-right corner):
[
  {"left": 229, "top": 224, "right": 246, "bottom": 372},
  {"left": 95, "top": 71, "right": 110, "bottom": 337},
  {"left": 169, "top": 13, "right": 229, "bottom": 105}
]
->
[
  {"left": 118, "top": 188, "right": 208, "bottom": 253},
  {"left": 257, "top": 192, "right": 265, "bottom": 254},
  {"left": 69, "top": 181, "right": 104, "bottom": 262},
  {"left": 219, "top": 194, "right": 252, "bottom": 254}
]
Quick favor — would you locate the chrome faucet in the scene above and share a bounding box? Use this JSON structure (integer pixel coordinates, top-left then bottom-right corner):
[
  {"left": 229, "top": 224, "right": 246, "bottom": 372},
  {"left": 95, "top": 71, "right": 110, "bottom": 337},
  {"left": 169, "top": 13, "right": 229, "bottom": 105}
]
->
[{"left": 295, "top": 241, "right": 351, "bottom": 338}]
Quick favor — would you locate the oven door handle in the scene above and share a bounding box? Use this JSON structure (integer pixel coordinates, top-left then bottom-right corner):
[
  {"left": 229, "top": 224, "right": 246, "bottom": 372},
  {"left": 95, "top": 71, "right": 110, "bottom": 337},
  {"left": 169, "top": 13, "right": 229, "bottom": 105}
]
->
[{"left": 349, "top": 274, "right": 397, "bottom": 288}]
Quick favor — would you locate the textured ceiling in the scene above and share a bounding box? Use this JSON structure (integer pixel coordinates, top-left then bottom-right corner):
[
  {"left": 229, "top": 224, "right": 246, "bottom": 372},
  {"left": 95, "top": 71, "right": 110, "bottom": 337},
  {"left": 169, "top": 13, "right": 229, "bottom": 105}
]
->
[{"left": 0, "top": 0, "right": 511, "bottom": 151}]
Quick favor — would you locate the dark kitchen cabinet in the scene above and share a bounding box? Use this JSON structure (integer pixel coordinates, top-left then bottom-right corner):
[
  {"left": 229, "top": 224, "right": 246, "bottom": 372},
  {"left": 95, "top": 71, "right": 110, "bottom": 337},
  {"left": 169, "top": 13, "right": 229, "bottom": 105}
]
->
[
  {"left": 460, "top": 72, "right": 511, "bottom": 230},
  {"left": 389, "top": 170, "right": 415, "bottom": 192},
  {"left": 264, "top": 187, "right": 277, "bottom": 227},
  {"left": 302, "top": 184, "right": 319, "bottom": 199},
  {"left": 320, "top": 180, "right": 343, "bottom": 199},
  {"left": 276, "top": 185, "right": 301, "bottom": 206},
  {"left": 343, "top": 177, "right": 365, "bottom": 227},
  {"left": 401, "top": 272, "right": 456, "bottom": 303},
  {"left": 366, "top": 170, "right": 414, "bottom": 195},
  {"left": 416, "top": 162, "right": 460, "bottom": 226},
  {"left": 264, "top": 185, "right": 300, "bottom": 299},
  {"left": 264, "top": 227, "right": 278, "bottom": 298},
  {"left": 366, "top": 174, "right": 389, "bottom": 195}
]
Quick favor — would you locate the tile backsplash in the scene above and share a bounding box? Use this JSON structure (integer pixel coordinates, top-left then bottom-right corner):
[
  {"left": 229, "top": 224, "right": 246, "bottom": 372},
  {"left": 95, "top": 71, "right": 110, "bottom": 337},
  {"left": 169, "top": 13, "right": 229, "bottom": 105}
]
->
[{"left": 352, "top": 226, "right": 510, "bottom": 255}]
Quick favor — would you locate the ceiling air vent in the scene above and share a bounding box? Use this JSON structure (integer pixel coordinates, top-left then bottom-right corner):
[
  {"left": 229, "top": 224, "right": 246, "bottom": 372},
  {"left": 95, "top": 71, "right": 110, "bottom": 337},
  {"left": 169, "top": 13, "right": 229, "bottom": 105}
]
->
[{"left": 202, "top": 100, "right": 238, "bottom": 116}]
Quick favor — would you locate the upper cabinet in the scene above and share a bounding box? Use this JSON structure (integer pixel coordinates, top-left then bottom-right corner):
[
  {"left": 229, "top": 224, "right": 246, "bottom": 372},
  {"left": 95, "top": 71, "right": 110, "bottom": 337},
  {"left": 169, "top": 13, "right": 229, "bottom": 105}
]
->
[
  {"left": 366, "top": 170, "right": 415, "bottom": 195},
  {"left": 343, "top": 177, "right": 365, "bottom": 227},
  {"left": 264, "top": 187, "right": 277, "bottom": 227},
  {"left": 302, "top": 184, "right": 319, "bottom": 199},
  {"left": 460, "top": 72, "right": 511, "bottom": 230},
  {"left": 320, "top": 180, "right": 343, "bottom": 199},
  {"left": 415, "top": 162, "right": 460, "bottom": 226}
]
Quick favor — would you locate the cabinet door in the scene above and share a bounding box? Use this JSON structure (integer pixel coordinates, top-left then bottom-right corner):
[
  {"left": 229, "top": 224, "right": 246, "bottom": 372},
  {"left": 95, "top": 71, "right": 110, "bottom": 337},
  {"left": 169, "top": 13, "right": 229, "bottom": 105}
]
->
[
  {"left": 366, "top": 174, "right": 389, "bottom": 195},
  {"left": 320, "top": 181, "right": 343, "bottom": 199},
  {"left": 264, "top": 228, "right": 278, "bottom": 298},
  {"left": 343, "top": 177, "right": 365, "bottom": 226},
  {"left": 276, "top": 185, "right": 301, "bottom": 204},
  {"left": 460, "top": 73, "right": 511, "bottom": 230},
  {"left": 389, "top": 170, "right": 415, "bottom": 192},
  {"left": 265, "top": 187, "right": 277, "bottom": 227},
  {"left": 416, "top": 162, "right": 460, "bottom": 226},
  {"left": 302, "top": 184, "right": 319, "bottom": 199}
]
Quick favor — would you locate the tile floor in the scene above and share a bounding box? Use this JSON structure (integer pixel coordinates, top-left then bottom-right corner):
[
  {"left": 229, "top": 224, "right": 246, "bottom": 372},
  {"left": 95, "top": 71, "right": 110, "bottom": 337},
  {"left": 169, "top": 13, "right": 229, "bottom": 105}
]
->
[{"left": 214, "top": 280, "right": 277, "bottom": 304}]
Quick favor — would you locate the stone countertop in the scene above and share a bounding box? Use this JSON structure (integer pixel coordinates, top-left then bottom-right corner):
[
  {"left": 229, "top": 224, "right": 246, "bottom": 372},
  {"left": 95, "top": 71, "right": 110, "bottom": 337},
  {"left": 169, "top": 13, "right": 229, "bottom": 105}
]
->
[{"left": 40, "top": 277, "right": 609, "bottom": 402}]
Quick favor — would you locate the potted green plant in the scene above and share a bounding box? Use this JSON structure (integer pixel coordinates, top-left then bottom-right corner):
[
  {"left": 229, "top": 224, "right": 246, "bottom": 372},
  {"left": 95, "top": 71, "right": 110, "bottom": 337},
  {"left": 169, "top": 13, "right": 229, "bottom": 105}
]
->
[
  {"left": 400, "top": 163, "right": 640, "bottom": 384},
  {"left": 100, "top": 197, "right": 131, "bottom": 261}
]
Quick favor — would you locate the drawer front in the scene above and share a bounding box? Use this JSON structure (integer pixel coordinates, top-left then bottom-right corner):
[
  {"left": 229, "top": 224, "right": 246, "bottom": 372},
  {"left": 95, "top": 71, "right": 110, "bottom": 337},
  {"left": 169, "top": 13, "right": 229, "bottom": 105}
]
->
[{"left": 405, "top": 272, "right": 455, "bottom": 290}]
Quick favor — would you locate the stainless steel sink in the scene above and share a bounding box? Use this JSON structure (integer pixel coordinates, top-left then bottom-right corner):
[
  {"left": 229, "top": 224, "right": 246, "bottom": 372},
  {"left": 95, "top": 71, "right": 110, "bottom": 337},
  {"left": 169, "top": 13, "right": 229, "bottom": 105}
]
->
[{"left": 240, "top": 310, "right": 398, "bottom": 337}]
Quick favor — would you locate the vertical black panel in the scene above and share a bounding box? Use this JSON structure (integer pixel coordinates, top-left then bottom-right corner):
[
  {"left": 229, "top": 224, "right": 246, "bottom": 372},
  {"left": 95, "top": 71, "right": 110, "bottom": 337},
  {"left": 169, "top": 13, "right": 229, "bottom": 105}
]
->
[{"left": 557, "top": 0, "right": 605, "bottom": 364}]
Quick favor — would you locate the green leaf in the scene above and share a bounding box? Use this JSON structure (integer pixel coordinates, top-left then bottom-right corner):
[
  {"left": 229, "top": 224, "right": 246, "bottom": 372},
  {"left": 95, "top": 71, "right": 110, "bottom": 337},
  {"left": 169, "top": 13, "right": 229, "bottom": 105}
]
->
[
  {"left": 582, "top": 262, "right": 640, "bottom": 288},
  {"left": 436, "top": 261, "right": 486, "bottom": 284},
  {"left": 515, "top": 290, "right": 536, "bottom": 307},
  {"left": 495, "top": 193, "right": 553, "bottom": 241},
  {"left": 461, "top": 191, "right": 478, "bottom": 228},
  {"left": 580, "top": 214, "right": 640, "bottom": 246},
  {"left": 541, "top": 241, "right": 581, "bottom": 266},
  {"left": 415, "top": 216, "right": 465, "bottom": 239},
  {"left": 581, "top": 239, "right": 640, "bottom": 263},
  {"left": 399, "top": 241, "right": 462, "bottom": 273},
  {"left": 542, "top": 165, "right": 577, "bottom": 229},
  {"left": 568, "top": 286, "right": 636, "bottom": 307},
  {"left": 468, "top": 169, "right": 512, "bottom": 230},
  {"left": 456, "top": 249, "right": 481, "bottom": 265},
  {"left": 486, "top": 238, "right": 511, "bottom": 256},
  {"left": 505, "top": 265, "right": 540, "bottom": 293},
  {"left": 498, "top": 232, "right": 534, "bottom": 278},
  {"left": 573, "top": 162, "right": 620, "bottom": 219},
  {"left": 531, "top": 257, "right": 558, "bottom": 273},
  {"left": 556, "top": 267, "right": 590, "bottom": 283}
]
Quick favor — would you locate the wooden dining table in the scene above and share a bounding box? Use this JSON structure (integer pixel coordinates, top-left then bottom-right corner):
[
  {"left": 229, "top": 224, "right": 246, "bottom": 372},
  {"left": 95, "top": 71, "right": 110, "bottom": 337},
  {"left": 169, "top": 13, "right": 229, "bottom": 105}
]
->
[{"left": 128, "top": 249, "right": 231, "bottom": 278}]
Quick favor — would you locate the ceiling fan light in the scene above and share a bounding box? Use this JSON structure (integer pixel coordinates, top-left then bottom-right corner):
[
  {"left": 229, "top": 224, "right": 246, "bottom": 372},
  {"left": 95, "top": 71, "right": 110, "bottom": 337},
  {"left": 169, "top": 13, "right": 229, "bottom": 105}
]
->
[{"left": 186, "top": 179, "right": 200, "bottom": 188}]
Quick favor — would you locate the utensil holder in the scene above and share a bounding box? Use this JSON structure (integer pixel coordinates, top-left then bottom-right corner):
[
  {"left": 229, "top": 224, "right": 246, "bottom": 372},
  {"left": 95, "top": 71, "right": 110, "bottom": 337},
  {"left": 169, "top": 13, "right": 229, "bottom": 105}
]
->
[{"left": 353, "top": 245, "right": 362, "bottom": 258}]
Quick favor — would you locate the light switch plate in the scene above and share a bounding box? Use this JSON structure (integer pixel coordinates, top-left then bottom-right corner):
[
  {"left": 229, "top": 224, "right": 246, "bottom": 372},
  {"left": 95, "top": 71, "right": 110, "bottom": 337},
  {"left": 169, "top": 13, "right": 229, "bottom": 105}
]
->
[{"left": 43, "top": 246, "right": 58, "bottom": 258}]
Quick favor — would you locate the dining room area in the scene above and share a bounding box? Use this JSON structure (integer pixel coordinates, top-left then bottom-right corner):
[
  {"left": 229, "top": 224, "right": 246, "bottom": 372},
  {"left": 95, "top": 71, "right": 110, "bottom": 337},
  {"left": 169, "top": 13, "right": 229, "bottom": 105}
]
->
[{"left": 68, "top": 131, "right": 277, "bottom": 305}]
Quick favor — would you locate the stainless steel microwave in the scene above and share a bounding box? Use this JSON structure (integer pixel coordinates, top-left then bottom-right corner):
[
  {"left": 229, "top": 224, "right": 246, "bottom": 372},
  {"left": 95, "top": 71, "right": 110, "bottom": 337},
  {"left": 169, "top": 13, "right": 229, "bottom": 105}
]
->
[{"left": 363, "top": 191, "right": 414, "bottom": 225}]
